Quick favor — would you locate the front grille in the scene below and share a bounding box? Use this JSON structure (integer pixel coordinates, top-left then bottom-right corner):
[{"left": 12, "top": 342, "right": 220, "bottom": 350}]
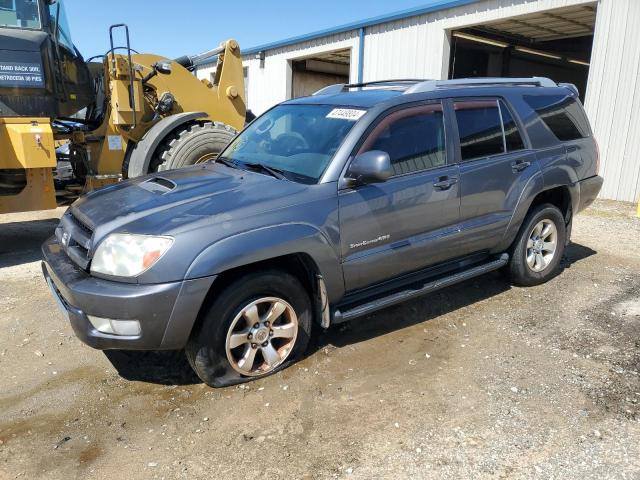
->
[
  {"left": 58, "top": 211, "right": 94, "bottom": 270},
  {"left": 69, "top": 211, "right": 94, "bottom": 236}
]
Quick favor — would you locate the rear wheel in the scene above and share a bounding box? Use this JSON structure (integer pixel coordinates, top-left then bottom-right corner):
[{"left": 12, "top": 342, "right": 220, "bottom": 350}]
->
[
  {"left": 186, "top": 271, "right": 312, "bottom": 387},
  {"left": 506, "top": 203, "right": 566, "bottom": 286},
  {"left": 152, "top": 121, "right": 236, "bottom": 173}
]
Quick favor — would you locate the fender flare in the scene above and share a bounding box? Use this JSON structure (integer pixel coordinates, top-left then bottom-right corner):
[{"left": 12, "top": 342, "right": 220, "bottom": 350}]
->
[
  {"left": 126, "top": 111, "right": 208, "bottom": 178},
  {"left": 497, "top": 171, "right": 545, "bottom": 251},
  {"left": 185, "top": 223, "right": 345, "bottom": 302}
]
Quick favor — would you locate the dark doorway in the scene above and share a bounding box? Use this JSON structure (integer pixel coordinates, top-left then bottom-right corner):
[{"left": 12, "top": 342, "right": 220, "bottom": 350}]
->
[
  {"left": 290, "top": 49, "right": 351, "bottom": 98},
  {"left": 449, "top": 4, "right": 596, "bottom": 100}
]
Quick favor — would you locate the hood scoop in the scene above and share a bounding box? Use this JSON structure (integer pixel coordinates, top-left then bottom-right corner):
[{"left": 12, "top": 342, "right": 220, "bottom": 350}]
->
[{"left": 138, "top": 176, "right": 177, "bottom": 194}]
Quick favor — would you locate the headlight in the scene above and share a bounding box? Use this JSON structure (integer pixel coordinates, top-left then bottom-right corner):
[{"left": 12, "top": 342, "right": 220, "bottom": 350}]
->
[{"left": 90, "top": 233, "right": 173, "bottom": 277}]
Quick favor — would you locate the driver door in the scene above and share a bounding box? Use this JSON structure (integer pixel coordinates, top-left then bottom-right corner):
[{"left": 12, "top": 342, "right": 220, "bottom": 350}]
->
[{"left": 338, "top": 102, "right": 461, "bottom": 292}]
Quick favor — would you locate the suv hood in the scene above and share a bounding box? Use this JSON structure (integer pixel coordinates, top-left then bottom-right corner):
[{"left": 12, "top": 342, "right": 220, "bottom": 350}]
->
[{"left": 70, "top": 163, "right": 311, "bottom": 238}]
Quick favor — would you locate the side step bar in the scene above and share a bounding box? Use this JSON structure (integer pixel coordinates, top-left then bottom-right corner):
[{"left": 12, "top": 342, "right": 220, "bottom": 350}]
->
[{"left": 333, "top": 253, "right": 509, "bottom": 323}]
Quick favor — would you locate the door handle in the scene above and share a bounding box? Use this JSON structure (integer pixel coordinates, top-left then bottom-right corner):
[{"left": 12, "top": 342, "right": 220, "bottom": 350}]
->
[
  {"left": 433, "top": 176, "right": 458, "bottom": 190},
  {"left": 511, "top": 160, "right": 531, "bottom": 172}
]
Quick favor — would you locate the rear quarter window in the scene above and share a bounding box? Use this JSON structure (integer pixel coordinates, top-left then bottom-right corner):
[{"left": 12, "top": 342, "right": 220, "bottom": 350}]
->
[{"left": 523, "top": 94, "right": 591, "bottom": 141}]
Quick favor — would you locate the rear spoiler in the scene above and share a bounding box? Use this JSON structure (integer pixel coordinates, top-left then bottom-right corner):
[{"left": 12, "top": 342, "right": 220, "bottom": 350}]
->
[{"left": 558, "top": 82, "right": 580, "bottom": 97}]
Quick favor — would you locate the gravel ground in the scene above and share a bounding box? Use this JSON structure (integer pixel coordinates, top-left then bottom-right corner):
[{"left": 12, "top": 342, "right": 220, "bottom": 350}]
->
[{"left": 0, "top": 200, "right": 639, "bottom": 479}]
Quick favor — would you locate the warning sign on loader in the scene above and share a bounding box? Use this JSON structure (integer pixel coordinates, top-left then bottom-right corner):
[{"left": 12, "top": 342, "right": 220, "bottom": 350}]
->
[{"left": 0, "top": 61, "right": 45, "bottom": 88}]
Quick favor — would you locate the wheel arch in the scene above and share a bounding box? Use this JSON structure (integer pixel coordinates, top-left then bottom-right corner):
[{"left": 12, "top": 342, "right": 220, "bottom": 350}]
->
[
  {"left": 528, "top": 185, "right": 574, "bottom": 219},
  {"left": 185, "top": 224, "right": 344, "bottom": 331},
  {"left": 499, "top": 177, "right": 576, "bottom": 251},
  {"left": 126, "top": 111, "right": 208, "bottom": 178},
  {"left": 207, "top": 251, "right": 322, "bottom": 313}
]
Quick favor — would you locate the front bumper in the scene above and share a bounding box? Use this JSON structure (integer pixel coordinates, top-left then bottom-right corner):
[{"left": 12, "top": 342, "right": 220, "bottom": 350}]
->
[{"left": 41, "top": 236, "right": 215, "bottom": 350}]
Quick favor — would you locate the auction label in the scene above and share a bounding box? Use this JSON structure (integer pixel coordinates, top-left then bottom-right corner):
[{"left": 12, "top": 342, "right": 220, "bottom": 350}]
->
[
  {"left": 0, "top": 61, "right": 45, "bottom": 88},
  {"left": 326, "top": 108, "right": 366, "bottom": 121}
]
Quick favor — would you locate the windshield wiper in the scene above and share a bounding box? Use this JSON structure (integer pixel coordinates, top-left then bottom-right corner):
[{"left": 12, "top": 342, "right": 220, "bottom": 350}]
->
[
  {"left": 216, "top": 157, "right": 242, "bottom": 170},
  {"left": 242, "top": 162, "right": 287, "bottom": 180}
]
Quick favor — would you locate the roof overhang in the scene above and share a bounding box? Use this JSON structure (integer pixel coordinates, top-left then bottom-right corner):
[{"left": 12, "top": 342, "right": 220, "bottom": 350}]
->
[{"left": 198, "top": 0, "right": 483, "bottom": 66}]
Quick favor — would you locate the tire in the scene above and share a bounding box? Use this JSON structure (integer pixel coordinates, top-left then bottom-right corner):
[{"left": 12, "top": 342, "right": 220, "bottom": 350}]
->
[
  {"left": 152, "top": 121, "right": 236, "bottom": 173},
  {"left": 0, "top": 169, "right": 27, "bottom": 195},
  {"left": 505, "top": 203, "right": 567, "bottom": 287},
  {"left": 186, "top": 270, "right": 313, "bottom": 387}
]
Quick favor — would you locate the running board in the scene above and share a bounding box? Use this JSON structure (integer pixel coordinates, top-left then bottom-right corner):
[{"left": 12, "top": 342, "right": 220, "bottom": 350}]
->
[{"left": 333, "top": 253, "right": 509, "bottom": 323}]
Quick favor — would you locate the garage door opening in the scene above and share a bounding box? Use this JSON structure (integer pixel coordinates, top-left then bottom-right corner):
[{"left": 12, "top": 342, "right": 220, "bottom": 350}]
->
[
  {"left": 290, "top": 49, "right": 351, "bottom": 98},
  {"left": 449, "top": 4, "right": 596, "bottom": 100}
]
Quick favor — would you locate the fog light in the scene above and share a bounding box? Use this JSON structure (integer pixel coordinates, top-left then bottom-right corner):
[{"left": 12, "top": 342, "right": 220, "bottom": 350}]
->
[{"left": 87, "top": 316, "right": 141, "bottom": 336}]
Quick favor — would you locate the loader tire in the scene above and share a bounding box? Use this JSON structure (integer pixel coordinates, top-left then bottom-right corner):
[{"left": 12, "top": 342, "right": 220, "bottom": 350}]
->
[{"left": 153, "top": 121, "right": 236, "bottom": 172}]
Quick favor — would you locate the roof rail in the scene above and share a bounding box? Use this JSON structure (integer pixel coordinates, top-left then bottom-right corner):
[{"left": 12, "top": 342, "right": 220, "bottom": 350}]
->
[
  {"left": 313, "top": 79, "right": 429, "bottom": 96},
  {"left": 403, "top": 77, "right": 558, "bottom": 95},
  {"left": 351, "top": 79, "right": 427, "bottom": 87},
  {"left": 313, "top": 84, "right": 347, "bottom": 96}
]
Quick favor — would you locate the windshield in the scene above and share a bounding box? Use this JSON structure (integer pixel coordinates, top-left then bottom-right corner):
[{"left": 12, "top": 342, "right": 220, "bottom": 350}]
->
[
  {"left": 0, "top": 0, "right": 41, "bottom": 29},
  {"left": 221, "top": 104, "right": 365, "bottom": 184}
]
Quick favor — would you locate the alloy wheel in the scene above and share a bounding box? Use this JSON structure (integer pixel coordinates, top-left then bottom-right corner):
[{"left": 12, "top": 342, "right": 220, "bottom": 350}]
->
[
  {"left": 526, "top": 219, "right": 558, "bottom": 272},
  {"left": 225, "top": 297, "right": 298, "bottom": 376}
]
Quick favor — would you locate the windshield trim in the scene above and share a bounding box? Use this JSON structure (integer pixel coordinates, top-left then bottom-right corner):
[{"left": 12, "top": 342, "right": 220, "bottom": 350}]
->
[{"left": 0, "top": 0, "right": 43, "bottom": 30}]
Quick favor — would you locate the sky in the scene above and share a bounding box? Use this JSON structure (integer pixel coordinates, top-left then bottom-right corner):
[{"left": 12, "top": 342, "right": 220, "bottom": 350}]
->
[{"left": 65, "top": 0, "right": 434, "bottom": 60}]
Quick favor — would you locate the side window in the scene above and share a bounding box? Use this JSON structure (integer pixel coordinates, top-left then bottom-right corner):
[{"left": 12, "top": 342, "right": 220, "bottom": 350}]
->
[
  {"left": 454, "top": 100, "right": 504, "bottom": 161},
  {"left": 523, "top": 94, "right": 590, "bottom": 141},
  {"left": 499, "top": 100, "right": 525, "bottom": 151},
  {"left": 358, "top": 103, "right": 446, "bottom": 176},
  {"left": 0, "top": 0, "right": 40, "bottom": 29},
  {"left": 48, "top": 1, "right": 75, "bottom": 54}
]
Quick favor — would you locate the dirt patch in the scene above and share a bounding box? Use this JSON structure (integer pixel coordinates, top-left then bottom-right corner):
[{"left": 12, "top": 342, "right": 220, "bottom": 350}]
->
[{"left": 0, "top": 200, "right": 639, "bottom": 479}]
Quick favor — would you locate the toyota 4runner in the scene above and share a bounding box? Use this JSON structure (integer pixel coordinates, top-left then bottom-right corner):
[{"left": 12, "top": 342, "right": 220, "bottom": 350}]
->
[{"left": 42, "top": 77, "right": 603, "bottom": 387}]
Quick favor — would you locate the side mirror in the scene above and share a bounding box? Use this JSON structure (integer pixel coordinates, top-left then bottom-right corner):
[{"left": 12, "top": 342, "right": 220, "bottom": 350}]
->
[
  {"left": 142, "top": 62, "right": 173, "bottom": 84},
  {"left": 154, "top": 62, "right": 172, "bottom": 75},
  {"left": 348, "top": 150, "right": 393, "bottom": 185}
]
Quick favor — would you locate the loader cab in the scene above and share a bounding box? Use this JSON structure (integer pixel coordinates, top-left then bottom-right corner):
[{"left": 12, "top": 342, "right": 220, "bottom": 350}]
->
[
  {"left": 0, "top": 0, "right": 94, "bottom": 118},
  {"left": 0, "top": 0, "right": 40, "bottom": 28}
]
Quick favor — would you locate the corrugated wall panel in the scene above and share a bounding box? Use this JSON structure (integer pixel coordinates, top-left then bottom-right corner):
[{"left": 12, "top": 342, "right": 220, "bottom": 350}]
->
[
  {"left": 243, "top": 31, "right": 360, "bottom": 115},
  {"left": 585, "top": 0, "right": 640, "bottom": 202},
  {"left": 362, "top": 0, "right": 600, "bottom": 81}
]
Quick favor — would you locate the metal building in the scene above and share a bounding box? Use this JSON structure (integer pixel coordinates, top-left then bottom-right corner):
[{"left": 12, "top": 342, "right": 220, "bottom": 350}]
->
[{"left": 197, "top": 0, "right": 640, "bottom": 203}]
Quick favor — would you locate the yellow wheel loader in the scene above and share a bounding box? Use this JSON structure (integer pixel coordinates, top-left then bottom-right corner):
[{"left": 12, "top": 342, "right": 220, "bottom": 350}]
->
[{"left": 0, "top": 0, "right": 246, "bottom": 214}]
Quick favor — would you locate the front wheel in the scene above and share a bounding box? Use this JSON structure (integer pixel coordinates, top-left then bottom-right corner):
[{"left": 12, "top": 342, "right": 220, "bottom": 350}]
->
[
  {"left": 506, "top": 203, "right": 567, "bottom": 286},
  {"left": 186, "top": 271, "right": 312, "bottom": 387}
]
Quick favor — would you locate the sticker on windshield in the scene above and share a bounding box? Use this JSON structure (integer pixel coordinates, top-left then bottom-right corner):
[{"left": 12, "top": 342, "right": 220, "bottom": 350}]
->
[{"left": 326, "top": 108, "right": 366, "bottom": 121}]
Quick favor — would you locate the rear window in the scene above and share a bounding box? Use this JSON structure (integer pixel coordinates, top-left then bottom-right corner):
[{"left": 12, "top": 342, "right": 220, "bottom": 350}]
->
[{"left": 523, "top": 94, "right": 591, "bottom": 141}]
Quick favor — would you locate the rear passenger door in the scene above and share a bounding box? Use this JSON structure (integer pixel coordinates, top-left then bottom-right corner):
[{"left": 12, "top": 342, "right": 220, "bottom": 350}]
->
[
  {"left": 339, "top": 101, "right": 460, "bottom": 292},
  {"left": 452, "top": 98, "right": 539, "bottom": 254}
]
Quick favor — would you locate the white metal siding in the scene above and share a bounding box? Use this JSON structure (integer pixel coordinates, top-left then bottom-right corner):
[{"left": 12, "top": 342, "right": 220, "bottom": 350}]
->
[
  {"left": 248, "top": 32, "right": 359, "bottom": 115},
  {"left": 197, "top": 0, "right": 640, "bottom": 202},
  {"left": 584, "top": 0, "right": 640, "bottom": 202},
  {"left": 361, "top": 0, "right": 599, "bottom": 80}
]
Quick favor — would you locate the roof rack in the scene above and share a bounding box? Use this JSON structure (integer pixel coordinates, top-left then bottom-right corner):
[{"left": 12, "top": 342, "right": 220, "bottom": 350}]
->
[
  {"left": 312, "top": 79, "right": 429, "bottom": 96},
  {"left": 403, "top": 77, "right": 558, "bottom": 94},
  {"left": 313, "top": 77, "right": 560, "bottom": 97}
]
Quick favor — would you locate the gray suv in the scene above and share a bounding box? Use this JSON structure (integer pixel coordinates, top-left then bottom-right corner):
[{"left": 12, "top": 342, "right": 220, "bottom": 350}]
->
[{"left": 42, "top": 77, "right": 603, "bottom": 387}]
